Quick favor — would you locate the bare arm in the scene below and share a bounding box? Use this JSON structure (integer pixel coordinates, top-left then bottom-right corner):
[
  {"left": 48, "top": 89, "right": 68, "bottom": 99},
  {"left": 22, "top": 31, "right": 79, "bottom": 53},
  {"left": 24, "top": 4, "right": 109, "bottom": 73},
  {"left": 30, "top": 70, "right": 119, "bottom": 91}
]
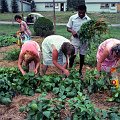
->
[
  {"left": 18, "top": 54, "right": 26, "bottom": 75},
  {"left": 52, "top": 45, "right": 69, "bottom": 76},
  {"left": 67, "top": 27, "right": 78, "bottom": 38},
  {"left": 34, "top": 54, "right": 41, "bottom": 74},
  {"left": 97, "top": 49, "right": 109, "bottom": 72}
]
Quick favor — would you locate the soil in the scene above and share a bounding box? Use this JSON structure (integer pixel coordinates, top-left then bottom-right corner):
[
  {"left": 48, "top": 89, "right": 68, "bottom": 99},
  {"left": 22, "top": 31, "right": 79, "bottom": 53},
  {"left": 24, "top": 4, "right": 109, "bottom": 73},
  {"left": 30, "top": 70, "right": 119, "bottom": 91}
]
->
[{"left": 0, "top": 37, "right": 119, "bottom": 120}]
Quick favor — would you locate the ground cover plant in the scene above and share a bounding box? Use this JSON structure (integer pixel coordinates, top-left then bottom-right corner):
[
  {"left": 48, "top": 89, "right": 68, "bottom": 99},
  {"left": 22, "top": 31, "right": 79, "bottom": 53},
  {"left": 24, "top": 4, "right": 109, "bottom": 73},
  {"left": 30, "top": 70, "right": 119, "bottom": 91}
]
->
[
  {"left": 0, "top": 35, "right": 17, "bottom": 47},
  {"left": 0, "top": 18, "right": 120, "bottom": 119},
  {"left": 3, "top": 48, "right": 20, "bottom": 61},
  {"left": 0, "top": 67, "right": 120, "bottom": 119}
]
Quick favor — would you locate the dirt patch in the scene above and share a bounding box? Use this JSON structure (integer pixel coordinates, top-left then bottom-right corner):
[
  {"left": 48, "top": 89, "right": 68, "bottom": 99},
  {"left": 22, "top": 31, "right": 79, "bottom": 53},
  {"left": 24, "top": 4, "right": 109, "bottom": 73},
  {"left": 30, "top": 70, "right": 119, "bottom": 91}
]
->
[
  {"left": 90, "top": 92, "right": 119, "bottom": 110},
  {"left": 0, "top": 37, "right": 119, "bottom": 119},
  {"left": 0, "top": 37, "right": 43, "bottom": 68},
  {"left": 0, "top": 94, "right": 40, "bottom": 120},
  {"left": 0, "top": 92, "right": 56, "bottom": 120}
]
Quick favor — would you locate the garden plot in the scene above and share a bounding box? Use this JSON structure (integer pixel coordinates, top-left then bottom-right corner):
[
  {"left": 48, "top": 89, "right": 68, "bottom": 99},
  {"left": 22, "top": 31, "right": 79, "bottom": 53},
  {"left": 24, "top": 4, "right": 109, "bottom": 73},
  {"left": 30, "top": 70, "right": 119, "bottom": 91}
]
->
[{"left": 0, "top": 36, "right": 120, "bottom": 119}]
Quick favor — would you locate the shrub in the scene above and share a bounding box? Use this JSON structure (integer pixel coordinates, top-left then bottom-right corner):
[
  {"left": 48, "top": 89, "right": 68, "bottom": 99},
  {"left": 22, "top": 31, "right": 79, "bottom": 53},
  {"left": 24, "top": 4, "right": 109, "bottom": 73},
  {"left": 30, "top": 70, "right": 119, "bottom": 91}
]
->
[{"left": 34, "top": 17, "right": 54, "bottom": 37}]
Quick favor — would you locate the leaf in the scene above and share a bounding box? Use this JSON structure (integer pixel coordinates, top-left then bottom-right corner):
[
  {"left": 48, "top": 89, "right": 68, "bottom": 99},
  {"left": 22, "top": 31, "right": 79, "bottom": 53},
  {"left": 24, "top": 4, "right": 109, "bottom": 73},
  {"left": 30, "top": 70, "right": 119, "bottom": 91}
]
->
[
  {"left": 114, "top": 92, "right": 119, "bottom": 98},
  {"left": 61, "top": 95, "right": 66, "bottom": 100},
  {"left": 107, "top": 97, "right": 115, "bottom": 102},
  {"left": 52, "top": 87, "right": 59, "bottom": 94},
  {"left": 102, "top": 110, "right": 108, "bottom": 119},
  {"left": 73, "top": 114, "right": 79, "bottom": 120},
  {"left": 66, "top": 87, "right": 71, "bottom": 92},
  {"left": 110, "top": 113, "right": 120, "bottom": 120},
  {"left": 43, "top": 111, "right": 51, "bottom": 118},
  {"left": 35, "top": 112, "right": 43, "bottom": 120}
]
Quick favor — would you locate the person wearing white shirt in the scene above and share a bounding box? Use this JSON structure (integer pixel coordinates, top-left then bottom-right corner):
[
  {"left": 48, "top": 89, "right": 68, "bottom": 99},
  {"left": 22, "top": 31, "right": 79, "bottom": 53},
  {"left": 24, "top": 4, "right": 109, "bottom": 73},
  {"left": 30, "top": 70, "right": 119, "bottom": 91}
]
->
[
  {"left": 67, "top": 4, "right": 91, "bottom": 78},
  {"left": 42, "top": 35, "right": 75, "bottom": 76}
]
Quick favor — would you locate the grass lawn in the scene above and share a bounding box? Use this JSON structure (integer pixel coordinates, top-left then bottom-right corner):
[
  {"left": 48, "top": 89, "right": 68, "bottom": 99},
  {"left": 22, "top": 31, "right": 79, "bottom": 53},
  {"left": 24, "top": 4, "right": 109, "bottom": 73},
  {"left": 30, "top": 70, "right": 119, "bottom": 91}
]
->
[
  {"left": 0, "top": 12, "right": 120, "bottom": 24},
  {"left": 0, "top": 24, "right": 120, "bottom": 40}
]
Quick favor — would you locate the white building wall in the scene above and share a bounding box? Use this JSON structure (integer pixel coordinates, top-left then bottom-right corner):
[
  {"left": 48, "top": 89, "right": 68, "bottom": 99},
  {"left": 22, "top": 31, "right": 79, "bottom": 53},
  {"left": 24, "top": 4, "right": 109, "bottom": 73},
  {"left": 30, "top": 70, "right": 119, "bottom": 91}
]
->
[
  {"left": 86, "top": 4, "right": 101, "bottom": 12},
  {"left": 86, "top": 3, "right": 117, "bottom": 13},
  {"left": 19, "top": 3, "right": 31, "bottom": 12},
  {"left": 36, "top": 3, "right": 66, "bottom": 11}
]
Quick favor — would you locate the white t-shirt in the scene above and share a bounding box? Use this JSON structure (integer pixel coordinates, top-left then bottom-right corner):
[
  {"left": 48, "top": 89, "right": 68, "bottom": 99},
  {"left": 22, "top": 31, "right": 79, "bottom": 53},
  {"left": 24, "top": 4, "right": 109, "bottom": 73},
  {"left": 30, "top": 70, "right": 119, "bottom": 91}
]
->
[
  {"left": 42, "top": 35, "right": 70, "bottom": 65},
  {"left": 67, "top": 13, "right": 91, "bottom": 33}
]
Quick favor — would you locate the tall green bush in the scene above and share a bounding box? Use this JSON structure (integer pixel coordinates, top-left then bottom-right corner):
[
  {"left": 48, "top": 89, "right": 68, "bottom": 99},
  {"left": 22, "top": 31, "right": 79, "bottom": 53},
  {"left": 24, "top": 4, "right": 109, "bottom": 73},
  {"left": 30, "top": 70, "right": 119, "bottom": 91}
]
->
[{"left": 34, "top": 17, "right": 54, "bottom": 37}]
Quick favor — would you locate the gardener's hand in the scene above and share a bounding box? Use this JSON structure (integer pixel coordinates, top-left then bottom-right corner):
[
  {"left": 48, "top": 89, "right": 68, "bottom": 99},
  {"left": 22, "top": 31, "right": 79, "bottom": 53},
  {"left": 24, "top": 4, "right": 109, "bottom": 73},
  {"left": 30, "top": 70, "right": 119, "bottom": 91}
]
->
[
  {"left": 63, "top": 69, "right": 70, "bottom": 77},
  {"left": 22, "top": 71, "right": 26, "bottom": 76},
  {"left": 16, "top": 31, "right": 21, "bottom": 35},
  {"left": 72, "top": 30, "right": 78, "bottom": 38},
  {"left": 34, "top": 69, "right": 38, "bottom": 75}
]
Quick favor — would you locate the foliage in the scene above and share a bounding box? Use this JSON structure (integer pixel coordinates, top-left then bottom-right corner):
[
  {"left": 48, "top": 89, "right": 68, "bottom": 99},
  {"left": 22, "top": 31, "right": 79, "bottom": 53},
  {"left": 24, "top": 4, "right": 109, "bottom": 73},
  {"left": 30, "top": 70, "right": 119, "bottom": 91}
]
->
[
  {"left": 78, "top": 19, "right": 108, "bottom": 46},
  {"left": 22, "top": 93, "right": 63, "bottom": 119},
  {"left": 4, "top": 48, "right": 20, "bottom": 61},
  {"left": 67, "top": 0, "right": 85, "bottom": 11},
  {"left": 11, "top": 0, "right": 19, "bottom": 13},
  {"left": 0, "top": 67, "right": 120, "bottom": 118},
  {"left": 68, "top": 92, "right": 99, "bottom": 120},
  {"left": 0, "top": 35, "right": 17, "bottom": 47},
  {"left": 85, "top": 42, "right": 98, "bottom": 66},
  {"left": 33, "top": 17, "right": 54, "bottom": 36},
  {"left": 0, "top": 68, "right": 41, "bottom": 105},
  {"left": 1, "top": 0, "right": 9, "bottom": 13},
  {"left": 107, "top": 86, "right": 120, "bottom": 102},
  {"left": 85, "top": 69, "right": 109, "bottom": 94}
]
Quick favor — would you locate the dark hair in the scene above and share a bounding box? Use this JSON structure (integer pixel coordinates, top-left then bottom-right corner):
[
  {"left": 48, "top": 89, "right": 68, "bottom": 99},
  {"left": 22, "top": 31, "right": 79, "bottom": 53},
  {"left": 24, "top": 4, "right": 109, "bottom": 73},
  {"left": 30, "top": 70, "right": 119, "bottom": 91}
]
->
[
  {"left": 61, "top": 42, "right": 75, "bottom": 57},
  {"left": 14, "top": 15, "right": 22, "bottom": 20},
  {"left": 78, "top": 5, "right": 86, "bottom": 11},
  {"left": 111, "top": 44, "right": 120, "bottom": 56}
]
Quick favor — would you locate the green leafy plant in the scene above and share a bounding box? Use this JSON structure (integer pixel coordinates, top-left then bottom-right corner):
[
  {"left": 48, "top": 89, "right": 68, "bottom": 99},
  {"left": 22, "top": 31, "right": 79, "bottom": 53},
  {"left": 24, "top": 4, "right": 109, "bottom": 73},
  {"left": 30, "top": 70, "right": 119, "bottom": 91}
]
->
[
  {"left": 0, "top": 35, "right": 17, "bottom": 47},
  {"left": 78, "top": 19, "right": 108, "bottom": 46},
  {"left": 21, "top": 93, "right": 64, "bottom": 120},
  {"left": 4, "top": 48, "right": 20, "bottom": 61},
  {"left": 107, "top": 86, "right": 120, "bottom": 102},
  {"left": 34, "top": 17, "right": 54, "bottom": 36},
  {"left": 85, "top": 69, "right": 109, "bottom": 94},
  {"left": 68, "top": 92, "right": 99, "bottom": 120}
]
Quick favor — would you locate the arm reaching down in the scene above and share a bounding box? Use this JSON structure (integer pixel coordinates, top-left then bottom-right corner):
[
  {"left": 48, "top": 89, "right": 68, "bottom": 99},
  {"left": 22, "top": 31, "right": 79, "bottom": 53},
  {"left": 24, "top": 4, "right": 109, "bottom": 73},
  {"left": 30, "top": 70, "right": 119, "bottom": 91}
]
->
[
  {"left": 52, "top": 45, "right": 70, "bottom": 76},
  {"left": 18, "top": 54, "right": 26, "bottom": 75}
]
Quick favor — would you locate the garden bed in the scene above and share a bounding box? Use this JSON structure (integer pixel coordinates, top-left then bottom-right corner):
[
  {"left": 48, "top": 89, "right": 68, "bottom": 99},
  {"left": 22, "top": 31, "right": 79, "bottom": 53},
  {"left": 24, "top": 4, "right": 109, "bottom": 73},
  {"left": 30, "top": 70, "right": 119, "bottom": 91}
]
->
[{"left": 0, "top": 37, "right": 120, "bottom": 120}]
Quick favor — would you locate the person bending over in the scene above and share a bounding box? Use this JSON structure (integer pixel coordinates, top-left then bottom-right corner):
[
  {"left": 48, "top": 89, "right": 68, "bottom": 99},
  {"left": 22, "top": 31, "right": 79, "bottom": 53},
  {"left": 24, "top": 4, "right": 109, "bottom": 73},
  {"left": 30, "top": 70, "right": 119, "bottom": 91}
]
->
[
  {"left": 42, "top": 35, "right": 75, "bottom": 77},
  {"left": 18, "top": 40, "right": 41, "bottom": 75},
  {"left": 96, "top": 38, "right": 120, "bottom": 78}
]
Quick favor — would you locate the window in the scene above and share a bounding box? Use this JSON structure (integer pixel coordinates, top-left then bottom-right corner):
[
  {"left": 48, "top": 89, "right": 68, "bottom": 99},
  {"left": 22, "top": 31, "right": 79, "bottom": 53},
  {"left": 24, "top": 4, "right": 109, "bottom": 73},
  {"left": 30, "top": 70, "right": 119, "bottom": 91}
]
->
[
  {"left": 45, "top": 3, "right": 59, "bottom": 8},
  {"left": 100, "top": 4, "right": 109, "bottom": 9},
  {"left": 50, "top": 3, "right": 53, "bottom": 7},
  {"left": 55, "top": 3, "right": 59, "bottom": 9},
  {"left": 45, "top": 3, "right": 49, "bottom": 8},
  {"left": 111, "top": 3, "right": 115, "bottom": 7}
]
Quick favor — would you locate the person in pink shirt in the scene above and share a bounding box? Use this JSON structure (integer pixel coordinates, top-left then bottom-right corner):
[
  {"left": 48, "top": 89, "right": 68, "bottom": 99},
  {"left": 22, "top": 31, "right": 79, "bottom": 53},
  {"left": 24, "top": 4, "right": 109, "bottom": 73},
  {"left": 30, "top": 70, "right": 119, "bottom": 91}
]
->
[
  {"left": 18, "top": 41, "right": 41, "bottom": 75},
  {"left": 96, "top": 38, "right": 120, "bottom": 77}
]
